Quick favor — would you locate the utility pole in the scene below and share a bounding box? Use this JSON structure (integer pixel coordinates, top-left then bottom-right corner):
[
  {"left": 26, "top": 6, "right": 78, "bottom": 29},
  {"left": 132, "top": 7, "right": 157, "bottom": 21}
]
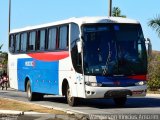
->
[
  {"left": 7, "top": 0, "right": 11, "bottom": 75},
  {"left": 8, "top": 0, "right": 11, "bottom": 37},
  {"left": 108, "top": 0, "right": 112, "bottom": 17}
]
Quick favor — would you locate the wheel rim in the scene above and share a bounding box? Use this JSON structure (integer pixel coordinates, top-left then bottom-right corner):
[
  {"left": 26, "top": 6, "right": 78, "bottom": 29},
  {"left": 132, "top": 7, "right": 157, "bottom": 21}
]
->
[
  {"left": 67, "top": 87, "right": 72, "bottom": 103},
  {"left": 27, "top": 85, "right": 31, "bottom": 98}
]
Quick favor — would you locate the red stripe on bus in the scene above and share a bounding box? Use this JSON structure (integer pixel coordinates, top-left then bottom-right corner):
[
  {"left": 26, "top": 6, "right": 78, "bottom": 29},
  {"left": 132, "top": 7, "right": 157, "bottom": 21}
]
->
[
  {"left": 27, "top": 51, "right": 69, "bottom": 62},
  {"left": 127, "top": 75, "right": 146, "bottom": 81}
]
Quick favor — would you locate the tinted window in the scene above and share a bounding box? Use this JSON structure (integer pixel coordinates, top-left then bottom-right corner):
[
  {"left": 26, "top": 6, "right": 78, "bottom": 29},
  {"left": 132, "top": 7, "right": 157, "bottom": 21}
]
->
[
  {"left": 9, "top": 35, "right": 15, "bottom": 53},
  {"left": 21, "top": 33, "right": 27, "bottom": 52},
  {"left": 59, "top": 26, "right": 68, "bottom": 49},
  {"left": 29, "top": 31, "right": 36, "bottom": 51},
  {"left": 40, "top": 30, "right": 46, "bottom": 50},
  {"left": 15, "top": 34, "right": 20, "bottom": 52},
  {"left": 48, "top": 28, "right": 57, "bottom": 50},
  {"left": 83, "top": 24, "right": 147, "bottom": 76},
  {"left": 36, "top": 29, "right": 46, "bottom": 51}
]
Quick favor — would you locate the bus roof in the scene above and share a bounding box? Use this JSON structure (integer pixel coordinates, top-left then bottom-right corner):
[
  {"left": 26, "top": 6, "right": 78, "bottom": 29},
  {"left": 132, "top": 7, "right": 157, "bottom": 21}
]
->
[{"left": 10, "top": 16, "right": 140, "bottom": 34}]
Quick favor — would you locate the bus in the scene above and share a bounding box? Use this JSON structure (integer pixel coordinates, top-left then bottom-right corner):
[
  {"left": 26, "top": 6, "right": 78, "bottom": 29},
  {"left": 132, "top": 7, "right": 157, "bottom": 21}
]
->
[{"left": 8, "top": 17, "right": 148, "bottom": 106}]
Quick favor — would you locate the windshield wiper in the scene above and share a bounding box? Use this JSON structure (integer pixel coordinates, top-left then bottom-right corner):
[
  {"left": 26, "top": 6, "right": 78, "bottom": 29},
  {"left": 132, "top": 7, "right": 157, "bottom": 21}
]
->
[{"left": 102, "top": 42, "right": 111, "bottom": 76}]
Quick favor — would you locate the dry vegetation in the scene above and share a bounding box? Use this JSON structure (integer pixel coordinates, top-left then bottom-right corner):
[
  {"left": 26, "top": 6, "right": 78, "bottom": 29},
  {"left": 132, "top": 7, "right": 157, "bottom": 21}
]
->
[
  {"left": 0, "top": 98, "right": 66, "bottom": 114},
  {"left": 147, "top": 50, "right": 160, "bottom": 91}
]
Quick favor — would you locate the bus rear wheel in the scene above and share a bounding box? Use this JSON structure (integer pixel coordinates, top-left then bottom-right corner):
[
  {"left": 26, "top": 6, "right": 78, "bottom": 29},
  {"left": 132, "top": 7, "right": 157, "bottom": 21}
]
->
[
  {"left": 66, "top": 84, "right": 77, "bottom": 106},
  {"left": 113, "top": 97, "right": 127, "bottom": 107},
  {"left": 26, "top": 81, "right": 43, "bottom": 101}
]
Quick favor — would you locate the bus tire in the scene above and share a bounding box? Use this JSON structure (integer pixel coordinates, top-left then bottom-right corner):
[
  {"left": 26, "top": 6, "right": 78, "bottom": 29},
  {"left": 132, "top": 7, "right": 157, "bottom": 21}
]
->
[
  {"left": 113, "top": 97, "right": 127, "bottom": 107},
  {"left": 66, "top": 84, "right": 77, "bottom": 106},
  {"left": 26, "top": 81, "right": 37, "bottom": 101}
]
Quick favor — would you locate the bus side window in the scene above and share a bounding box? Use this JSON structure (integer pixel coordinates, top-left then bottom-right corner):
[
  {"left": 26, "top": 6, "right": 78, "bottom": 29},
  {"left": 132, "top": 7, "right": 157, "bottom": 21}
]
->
[
  {"left": 48, "top": 28, "right": 57, "bottom": 50},
  {"left": 20, "top": 32, "right": 27, "bottom": 52},
  {"left": 9, "top": 35, "right": 15, "bottom": 53},
  {"left": 15, "top": 34, "right": 20, "bottom": 53},
  {"left": 28, "top": 31, "right": 36, "bottom": 51},
  {"left": 59, "top": 25, "right": 69, "bottom": 50},
  {"left": 40, "top": 29, "right": 46, "bottom": 51},
  {"left": 36, "top": 29, "right": 46, "bottom": 51}
]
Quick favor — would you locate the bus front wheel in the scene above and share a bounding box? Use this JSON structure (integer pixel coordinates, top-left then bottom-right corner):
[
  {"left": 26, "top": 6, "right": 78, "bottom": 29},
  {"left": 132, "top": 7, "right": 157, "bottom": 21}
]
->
[
  {"left": 66, "top": 84, "right": 77, "bottom": 106},
  {"left": 113, "top": 97, "right": 127, "bottom": 107}
]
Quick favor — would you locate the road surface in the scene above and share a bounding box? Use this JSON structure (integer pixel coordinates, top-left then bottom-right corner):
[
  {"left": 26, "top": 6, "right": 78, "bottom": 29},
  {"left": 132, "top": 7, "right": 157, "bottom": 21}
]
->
[{"left": 0, "top": 88, "right": 160, "bottom": 115}]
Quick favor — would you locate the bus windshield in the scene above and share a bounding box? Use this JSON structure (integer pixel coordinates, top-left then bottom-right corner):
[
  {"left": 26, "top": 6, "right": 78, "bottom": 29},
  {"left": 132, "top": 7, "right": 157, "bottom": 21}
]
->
[{"left": 82, "top": 23, "right": 147, "bottom": 76}]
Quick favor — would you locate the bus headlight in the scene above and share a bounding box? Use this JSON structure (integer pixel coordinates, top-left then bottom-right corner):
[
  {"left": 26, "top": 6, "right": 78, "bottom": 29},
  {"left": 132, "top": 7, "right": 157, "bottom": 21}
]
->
[
  {"left": 86, "top": 82, "right": 102, "bottom": 87},
  {"left": 135, "top": 81, "right": 146, "bottom": 86}
]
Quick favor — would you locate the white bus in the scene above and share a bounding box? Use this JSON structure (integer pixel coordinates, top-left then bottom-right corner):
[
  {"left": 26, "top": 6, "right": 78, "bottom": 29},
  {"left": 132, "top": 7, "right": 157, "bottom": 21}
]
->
[{"left": 8, "top": 17, "right": 148, "bottom": 106}]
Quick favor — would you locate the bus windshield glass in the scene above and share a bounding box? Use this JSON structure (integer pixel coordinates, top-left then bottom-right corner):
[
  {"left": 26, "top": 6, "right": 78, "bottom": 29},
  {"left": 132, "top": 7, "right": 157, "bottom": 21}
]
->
[{"left": 82, "top": 23, "right": 147, "bottom": 76}]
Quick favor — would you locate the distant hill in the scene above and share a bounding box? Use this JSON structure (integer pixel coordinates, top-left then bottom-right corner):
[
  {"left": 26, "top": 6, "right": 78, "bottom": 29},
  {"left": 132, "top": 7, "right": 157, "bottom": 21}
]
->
[{"left": 152, "top": 50, "right": 160, "bottom": 54}]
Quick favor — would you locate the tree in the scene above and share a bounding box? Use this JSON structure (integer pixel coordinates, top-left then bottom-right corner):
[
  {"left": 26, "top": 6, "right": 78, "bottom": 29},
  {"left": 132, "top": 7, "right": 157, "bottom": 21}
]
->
[
  {"left": 147, "top": 52, "right": 160, "bottom": 90},
  {"left": 112, "top": 7, "right": 126, "bottom": 18},
  {"left": 1, "top": 52, "right": 8, "bottom": 67},
  {"left": 148, "top": 15, "right": 160, "bottom": 38},
  {"left": 0, "top": 44, "right": 3, "bottom": 53},
  {"left": 0, "top": 44, "right": 8, "bottom": 72}
]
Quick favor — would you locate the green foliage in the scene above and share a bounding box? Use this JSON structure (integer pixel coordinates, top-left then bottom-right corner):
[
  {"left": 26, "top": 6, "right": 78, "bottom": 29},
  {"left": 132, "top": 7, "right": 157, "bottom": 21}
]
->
[
  {"left": 148, "top": 15, "right": 160, "bottom": 38},
  {"left": 147, "top": 52, "right": 160, "bottom": 90},
  {"left": 112, "top": 7, "right": 126, "bottom": 18},
  {"left": 0, "top": 44, "right": 3, "bottom": 53},
  {"left": 157, "top": 56, "right": 160, "bottom": 61},
  {"left": 0, "top": 44, "right": 8, "bottom": 71},
  {"left": 1, "top": 52, "right": 8, "bottom": 66}
]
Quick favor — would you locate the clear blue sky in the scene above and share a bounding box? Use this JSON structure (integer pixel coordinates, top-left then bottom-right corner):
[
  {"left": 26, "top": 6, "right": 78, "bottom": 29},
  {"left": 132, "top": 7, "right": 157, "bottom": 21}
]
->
[{"left": 0, "top": 0, "right": 160, "bottom": 52}]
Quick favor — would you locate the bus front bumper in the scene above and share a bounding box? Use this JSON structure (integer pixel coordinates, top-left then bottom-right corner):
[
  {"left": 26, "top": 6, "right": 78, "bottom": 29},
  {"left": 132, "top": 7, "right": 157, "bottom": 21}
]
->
[{"left": 85, "top": 85, "right": 147, "bottom": 98}]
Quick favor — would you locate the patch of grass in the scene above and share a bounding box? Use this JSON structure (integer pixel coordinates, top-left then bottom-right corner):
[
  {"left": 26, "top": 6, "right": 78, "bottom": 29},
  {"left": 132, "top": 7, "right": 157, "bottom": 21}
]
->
[
  {"left": 0, "top": 98, "right": 66, "bottom": 114},
  {"left": 147, "top": 90, "right": 160, "bottom": 94}
]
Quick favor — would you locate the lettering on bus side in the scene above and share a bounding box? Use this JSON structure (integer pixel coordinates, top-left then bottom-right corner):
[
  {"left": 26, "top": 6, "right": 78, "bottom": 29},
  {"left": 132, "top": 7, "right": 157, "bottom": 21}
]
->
[{"left": 25, "top": 61, "right": 35, "bottom": 67}]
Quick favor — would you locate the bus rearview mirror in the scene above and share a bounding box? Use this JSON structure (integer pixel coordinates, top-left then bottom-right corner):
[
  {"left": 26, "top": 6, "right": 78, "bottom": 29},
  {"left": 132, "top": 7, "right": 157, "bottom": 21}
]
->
[
  {"left": 145, "top": 38, "right": 152, "bottom": 57},
  {"left": 77, "top": 41, "right": 82, "bottom": 53}
]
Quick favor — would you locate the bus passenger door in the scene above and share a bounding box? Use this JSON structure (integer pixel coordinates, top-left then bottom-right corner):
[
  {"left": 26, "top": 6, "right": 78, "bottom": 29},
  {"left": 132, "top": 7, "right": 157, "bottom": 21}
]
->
[
  {"left": 76, "top": 40, "right": 86, "bottom": 98},
  {"left": 71, "top": 42, "right": 85, "bottom": 98},
  {"left": 70, "top": 23, "right": 86, "bottom": 98},
  {"left": 75, "top": 72, "right": 86, "bottom": 98}
]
